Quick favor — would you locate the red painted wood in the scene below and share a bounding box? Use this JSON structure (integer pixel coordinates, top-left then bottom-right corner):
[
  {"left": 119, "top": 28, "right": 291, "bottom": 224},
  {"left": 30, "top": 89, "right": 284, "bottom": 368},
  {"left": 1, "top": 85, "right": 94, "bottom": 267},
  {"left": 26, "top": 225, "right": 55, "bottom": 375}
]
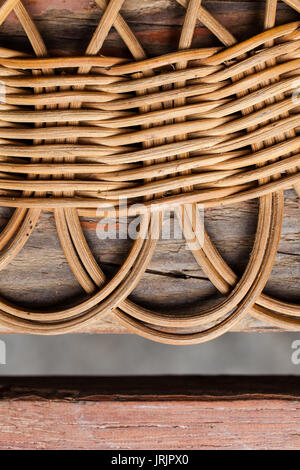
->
[{"left": 0, "top": 376, "right": 299, "bottom": 450}]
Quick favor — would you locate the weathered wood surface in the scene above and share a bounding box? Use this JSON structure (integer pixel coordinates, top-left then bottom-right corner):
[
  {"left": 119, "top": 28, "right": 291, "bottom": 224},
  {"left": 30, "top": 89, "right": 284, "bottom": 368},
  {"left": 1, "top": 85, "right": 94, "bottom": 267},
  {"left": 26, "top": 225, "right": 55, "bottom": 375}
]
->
[
  {"left": 0, "top": 376, "right": 299, "bottom": 449},
  {"left": 0, "top": 0, "right": 299, "bottom": 334},
  {"left": 0, "top": 0, "right": 298, "bottom": 56}
]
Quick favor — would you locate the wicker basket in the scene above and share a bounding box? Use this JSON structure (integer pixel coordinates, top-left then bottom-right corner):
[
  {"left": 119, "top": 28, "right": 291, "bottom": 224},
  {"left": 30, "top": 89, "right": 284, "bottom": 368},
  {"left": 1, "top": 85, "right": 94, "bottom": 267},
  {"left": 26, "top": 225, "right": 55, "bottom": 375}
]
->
[{"left": 0, "top": 0, "right": 299, "bottom": 344}]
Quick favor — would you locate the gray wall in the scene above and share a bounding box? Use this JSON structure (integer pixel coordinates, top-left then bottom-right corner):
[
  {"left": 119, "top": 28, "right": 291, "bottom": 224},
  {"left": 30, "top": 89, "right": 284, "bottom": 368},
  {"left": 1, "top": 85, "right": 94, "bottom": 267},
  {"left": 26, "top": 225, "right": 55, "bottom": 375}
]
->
[{"left": 0, "top": 332, "right": 300, "bottom": 375}]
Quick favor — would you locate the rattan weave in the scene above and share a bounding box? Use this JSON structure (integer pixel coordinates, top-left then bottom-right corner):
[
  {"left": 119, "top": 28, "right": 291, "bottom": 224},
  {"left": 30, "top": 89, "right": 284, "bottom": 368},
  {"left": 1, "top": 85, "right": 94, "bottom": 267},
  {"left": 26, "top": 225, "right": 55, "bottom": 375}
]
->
[{"left": 0, "top": 0, "right": 299, "bottom": 344}]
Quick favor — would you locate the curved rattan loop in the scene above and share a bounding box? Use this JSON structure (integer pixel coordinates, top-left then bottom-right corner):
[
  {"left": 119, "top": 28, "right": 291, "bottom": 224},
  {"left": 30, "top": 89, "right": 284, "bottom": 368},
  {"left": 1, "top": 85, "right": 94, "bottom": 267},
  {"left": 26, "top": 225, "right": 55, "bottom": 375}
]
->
[{"left": 0, "top": 0, "right": 298, "bottom": 343}]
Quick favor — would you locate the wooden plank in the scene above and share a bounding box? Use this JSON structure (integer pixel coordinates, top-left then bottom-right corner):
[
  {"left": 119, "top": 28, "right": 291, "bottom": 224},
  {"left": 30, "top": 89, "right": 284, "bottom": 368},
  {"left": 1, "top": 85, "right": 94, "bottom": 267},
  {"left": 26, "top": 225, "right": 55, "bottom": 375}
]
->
[
  {"left": 0, "top": 1, "right": 298, "bottom": 55},
  {"left": 0, "top": 1, "right": 298, "bottom": 334},
  {"left": 0, "top": 376, "right": 299, "bottom": 450}
]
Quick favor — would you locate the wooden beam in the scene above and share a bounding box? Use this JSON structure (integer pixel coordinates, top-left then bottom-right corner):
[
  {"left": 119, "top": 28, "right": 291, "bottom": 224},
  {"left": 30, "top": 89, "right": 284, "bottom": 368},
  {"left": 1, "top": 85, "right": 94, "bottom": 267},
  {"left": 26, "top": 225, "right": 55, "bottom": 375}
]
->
[
  {"left": 0, "top": 376, "right": 299, "bottom": 449},
  {"left": 0, "top": 1, "right": 298, "bottom": 55}
]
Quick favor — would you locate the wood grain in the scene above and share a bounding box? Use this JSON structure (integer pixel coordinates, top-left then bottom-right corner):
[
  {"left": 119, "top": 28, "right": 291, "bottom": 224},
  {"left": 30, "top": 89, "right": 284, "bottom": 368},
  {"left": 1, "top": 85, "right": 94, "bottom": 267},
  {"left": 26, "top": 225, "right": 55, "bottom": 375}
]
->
[
  {"left": 0, "top": 376, "right": 299, "bottom": 450},
  {"left": 0, "top": 0, "right": 298, "bottom": 56}
]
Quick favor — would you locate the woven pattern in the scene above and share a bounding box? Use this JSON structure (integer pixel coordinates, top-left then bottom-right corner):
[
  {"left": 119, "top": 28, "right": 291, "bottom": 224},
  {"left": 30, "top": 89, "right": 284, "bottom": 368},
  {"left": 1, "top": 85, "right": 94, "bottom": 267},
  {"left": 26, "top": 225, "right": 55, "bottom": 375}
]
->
[{"left": 0, "top": 0, "right": 299, "bottom": 343}]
